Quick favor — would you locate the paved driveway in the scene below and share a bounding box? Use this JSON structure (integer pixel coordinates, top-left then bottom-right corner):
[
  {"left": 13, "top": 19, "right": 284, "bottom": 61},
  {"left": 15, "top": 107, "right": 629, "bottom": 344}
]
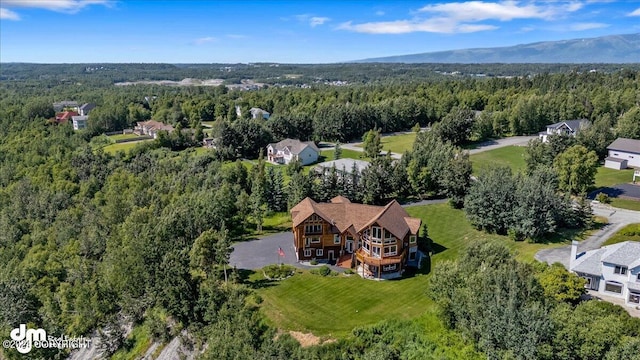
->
[
  {"left": 230, "top": 232, "right": 298, "bottom": 270},
  {"left": 591, "top": 183, "right": 640, "bottom": 200},
  {"left": 535, "top": 203, "right": 640, "bottom": 268}
]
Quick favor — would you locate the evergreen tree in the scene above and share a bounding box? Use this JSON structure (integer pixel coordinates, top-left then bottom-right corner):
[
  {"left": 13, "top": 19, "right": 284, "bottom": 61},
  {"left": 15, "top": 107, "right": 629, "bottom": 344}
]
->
[
  {"left": 362, "top": 128, "right": 382, "bottom": 158},
  {"left": 334, "top": 142, "right": 342, "bottom": 160}
]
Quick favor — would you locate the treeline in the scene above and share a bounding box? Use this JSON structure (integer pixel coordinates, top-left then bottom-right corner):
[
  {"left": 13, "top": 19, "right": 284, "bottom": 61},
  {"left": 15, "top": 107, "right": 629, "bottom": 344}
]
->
[{"left": 430, "top": 241, "right": 640, "bottom": 360}]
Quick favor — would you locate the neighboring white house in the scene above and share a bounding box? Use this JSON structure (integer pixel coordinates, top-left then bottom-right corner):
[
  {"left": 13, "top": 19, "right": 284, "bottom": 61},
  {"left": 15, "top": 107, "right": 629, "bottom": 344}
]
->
[
  {"left": 235, "top": 106, "right": 270, "bottom": 120},
  {"left": 134, "top": 120, "right": 174, "bottom": 139},
  {"left": 605, "top": 138, "right": 640, "bottom": 170},
  {"left": 53, "top": 101, "right": 79, "bottom": 112},
  {"left": 570, "top": 240, "right": 640, "bottom": 307},
  {"left": 266, "top": 139, "right": 319, "bottom": 165},
  {"left": 250, "top": 107, "right": 270, "bottom": 120},
  {"left": 313, "top": 159, "right": 370, "bottom": 177},
  {"left": 538, "top": 119, "right": 590, "bottom": 142},
  {"left": 71, "top": 115, "right": 88, "bottom": 130}
]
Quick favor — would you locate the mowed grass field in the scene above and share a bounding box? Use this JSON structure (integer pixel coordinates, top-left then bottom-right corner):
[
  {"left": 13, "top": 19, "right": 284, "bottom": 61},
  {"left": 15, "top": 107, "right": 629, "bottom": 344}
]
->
[
  {"left": 380, "top": 132, "right": 416, "bottom": 154},
  {"left": 102, "top": 140, "right": 152, "bottom": 154},
  {"left": 257, "top": 203, "right": 571, "bottom": 338},
  {"left": 107, "top": 133, "right": 141, "bottom": 141},
  {"left": 594, "top": 167, "right": 636, "bottom": 188},
  {"left": 469, "top": 145, "right": 526, "bottom": 175}
]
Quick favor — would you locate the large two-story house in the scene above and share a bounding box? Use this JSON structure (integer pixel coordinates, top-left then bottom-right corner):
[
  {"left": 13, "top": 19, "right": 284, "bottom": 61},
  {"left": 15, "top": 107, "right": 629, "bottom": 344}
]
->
[
  {"left": 290, "top": 196, "right": 421, "bottom": 279},
  {"left": 267, "top": 139, "right": 319, "bottom": 166},
  {"left": 570, "top": 240, "right": 640, "bottom": 307},
  {"left": 539, "top": 119, "right": 590, "bottom": 143}
]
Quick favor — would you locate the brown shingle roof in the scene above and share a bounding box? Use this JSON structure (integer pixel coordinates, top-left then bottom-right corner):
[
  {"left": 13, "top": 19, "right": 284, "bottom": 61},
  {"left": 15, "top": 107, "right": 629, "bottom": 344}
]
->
[{"left": 291, "top": 197, "right": 421, "bottom": 238}]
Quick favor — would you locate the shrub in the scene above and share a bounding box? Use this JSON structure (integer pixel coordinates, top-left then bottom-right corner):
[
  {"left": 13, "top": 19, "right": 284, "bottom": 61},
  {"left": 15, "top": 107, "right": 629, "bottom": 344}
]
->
[
  {"left": 344, "top": 269, "right": 355, "bottom": 275},
  {"left": 310, "top": 265, "right": 337, "bottom": 277},
  {"left": 596, "top": 192, "right": 611, "bottom": 204},
  {"left": 262, "top": 264, "right": 295, "bottom": 280},
  {"left": 310, "top": 259, "right": 318, "bottom": 265}
]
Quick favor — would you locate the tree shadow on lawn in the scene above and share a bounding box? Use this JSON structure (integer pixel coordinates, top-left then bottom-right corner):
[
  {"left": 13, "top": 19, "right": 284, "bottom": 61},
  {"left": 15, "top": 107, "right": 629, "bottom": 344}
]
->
[
  {"left": 236, "top": 268, "right": 285, "bottom": 290},
  {"left": 530, "top": 221, "right": 608, "bottom": 245}
]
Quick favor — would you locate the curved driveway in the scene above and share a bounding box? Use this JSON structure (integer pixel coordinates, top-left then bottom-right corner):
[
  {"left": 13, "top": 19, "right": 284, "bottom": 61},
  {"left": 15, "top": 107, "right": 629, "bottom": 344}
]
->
[{"left": 535, "top": 203, "right": 640, "bottom": 268}]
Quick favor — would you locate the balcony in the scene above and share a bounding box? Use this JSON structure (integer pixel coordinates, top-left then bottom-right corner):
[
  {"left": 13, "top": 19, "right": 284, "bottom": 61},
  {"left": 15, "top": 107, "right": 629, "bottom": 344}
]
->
[{"left": 356, "top": 248, "right": 406, "bottom": 266}]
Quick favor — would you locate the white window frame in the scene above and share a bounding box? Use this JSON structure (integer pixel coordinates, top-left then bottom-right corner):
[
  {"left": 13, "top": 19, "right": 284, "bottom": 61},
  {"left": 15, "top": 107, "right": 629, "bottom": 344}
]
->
[
  {"left": 305, "top": 224, "right": 322, "bottom": 234},
  {"left": 604, "top": 281, "right": 623, "bottom": 294},
  {"left": 614, "top": 265, "right": 628, "bottom": 275},
  {"left": 372, "top": 246, "right": 381, "bottom": 258},
  {"left": 409, "top": 235, "right": 417, "bottom": 244},
  {"left": 629, "top": 292, "right": 640, "bottom": 304},
  {"left": 382, "top": 264, "right": 397, "bottom": 271},
  {"left": 362, "top": 241, "right": 370, "bottom": 253},
  {"left": 304, "top": 249, "right": 311, "bottom": 257},
  {"left": 372, "top": 226, "right": 382, "bottom": 240},
  {"left": 309, "top": 237, "right": 320, "bottom": 244},
  {"left": 316, "top": 249, "right": 323, "bottom": 257},
  {"left": 384, "top": 245, "right": 397, "bottom": 256},
  {"left": 584, "top": 277, "right": 592, "bottom": 289},
  {"left": 334, "top": 234, "right": 341, "bottom": 244},
  {"left": 384, "top": 236, "right": 395, "bottom": 244}
]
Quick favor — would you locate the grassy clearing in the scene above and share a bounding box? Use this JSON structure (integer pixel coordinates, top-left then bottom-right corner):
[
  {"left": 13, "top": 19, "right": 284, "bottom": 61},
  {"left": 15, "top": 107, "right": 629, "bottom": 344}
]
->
[
  {"left": 258, "top": 272, "right": 431, "bottom": 337},
  {"left": 107, "top": 133, "right": 141, "bottom": 141},
  {"left": 102, "top": 140, "right": 153, "bottom": 154},
  {"left": 594, "top": 167, "right": 636, "bottom": 188},
  {"left": 319, "top": 149, "right": 365, "bottom": 162},
  {"left": 469, "top": 146, "right": 526, "bottom": 175},
  {"left": 380, "top": 132, "right": 416, "bottom": 154},
  {"left": 602, "top": 223, "right": 640, "bottom": 246}
]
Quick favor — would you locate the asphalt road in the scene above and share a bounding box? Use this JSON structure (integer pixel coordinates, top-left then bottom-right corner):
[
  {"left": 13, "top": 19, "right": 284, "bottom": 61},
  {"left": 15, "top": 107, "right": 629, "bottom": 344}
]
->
[
  {"left": 535, "top": 203, "right": 640, "bottom": 268},
  {"left": 230, "top": 232, "right": 298, "bottom": 270}
]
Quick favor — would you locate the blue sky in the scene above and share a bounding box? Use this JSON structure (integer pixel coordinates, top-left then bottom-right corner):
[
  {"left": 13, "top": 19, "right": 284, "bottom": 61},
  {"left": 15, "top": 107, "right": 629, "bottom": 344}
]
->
[{"left": 1, "top": 0, "right": 639, "bottom": 63}]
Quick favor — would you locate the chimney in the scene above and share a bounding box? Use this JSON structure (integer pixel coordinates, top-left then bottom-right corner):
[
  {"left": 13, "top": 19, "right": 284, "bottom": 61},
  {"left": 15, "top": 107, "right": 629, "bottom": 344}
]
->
[{"left": 570, "top": 240, "right": 579, "bottom": 269}]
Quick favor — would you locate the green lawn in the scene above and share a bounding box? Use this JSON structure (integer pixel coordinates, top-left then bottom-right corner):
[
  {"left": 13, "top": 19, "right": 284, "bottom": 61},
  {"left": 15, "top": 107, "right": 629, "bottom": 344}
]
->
[
  {"left": 380, "top": 132, "right": 416, "bottom": 154},
  {"left": 319, "top": 148, "right": 366, "bottom": 162},
  {"left": 602, "top": 223, "right": 640, "bottom": 246},
  {"left": 610, "top": 198, "right": 640, "bottom": 211},
  {"left": 102, "top": 140, "right": 153, "bottom": 154},
  {"left": 256, "top": 203, "right": 576, "bottom": 339},
  {"left": 107, "top": 133, "right": 141, "bottom": 141},
  {"left": 594, "top": 167, "right": 636, "bottom": 188},
  {"left": 470, "top": 146, "right": 526, "bottom": 175}
]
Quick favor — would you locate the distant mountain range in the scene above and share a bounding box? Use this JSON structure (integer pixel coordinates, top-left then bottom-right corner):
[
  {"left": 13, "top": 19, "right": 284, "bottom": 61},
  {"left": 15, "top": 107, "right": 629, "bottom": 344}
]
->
[{"left": 356, "top": 33, "right": 640, "bottom": 63}]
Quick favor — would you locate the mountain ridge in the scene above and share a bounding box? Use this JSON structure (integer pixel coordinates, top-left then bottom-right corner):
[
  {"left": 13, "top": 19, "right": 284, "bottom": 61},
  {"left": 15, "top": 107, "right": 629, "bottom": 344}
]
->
[{"left": 355, "top": 33, "right": 640, "bottom": 63}]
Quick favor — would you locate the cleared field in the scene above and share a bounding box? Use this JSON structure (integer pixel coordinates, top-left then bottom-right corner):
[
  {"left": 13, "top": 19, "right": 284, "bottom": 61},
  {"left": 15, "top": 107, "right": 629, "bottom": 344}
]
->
[
  {"left": 380, "top": 132, "right": 416, "bottom": 154},
  {"left": 602, "top": 223, "right": 640, "bottom": 246},
  {"left": 107, "top": 133, "right": 141, "bottom": 141},
  {"left": 470, "top": 145, "right": 526, "bottom": 175},
  {"left": 102, "top": 140, "right": 152, "bottom": 154}
]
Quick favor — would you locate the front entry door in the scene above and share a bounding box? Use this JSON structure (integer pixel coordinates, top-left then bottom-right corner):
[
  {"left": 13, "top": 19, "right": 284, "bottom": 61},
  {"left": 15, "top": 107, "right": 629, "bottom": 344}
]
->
[
  {"left": 328, "top": 250, "right": 335, "bottom": 260},
  {"left": 346, "top": 241, "right": 353, "bottom": 253}
]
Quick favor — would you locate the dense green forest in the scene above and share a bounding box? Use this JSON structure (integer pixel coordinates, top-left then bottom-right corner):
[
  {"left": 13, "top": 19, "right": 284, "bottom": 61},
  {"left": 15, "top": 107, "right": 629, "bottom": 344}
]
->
[{"left": 1, "top": 64, "right": 639, "bottom": 359}]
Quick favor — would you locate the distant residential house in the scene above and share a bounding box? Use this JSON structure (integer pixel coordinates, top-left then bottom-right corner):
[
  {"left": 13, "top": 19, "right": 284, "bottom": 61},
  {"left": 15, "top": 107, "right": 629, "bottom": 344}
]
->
[
  {"left": 71, "top": 115, "right": 88, "bottom": 130},
  {"left": 203, "top": 137, "right": 217, "bottom": 148},
  {"left": 267, "top": 139, "right": 319, "bottom": 165},
  {"left": 78, "top": 103, "right": 96, "bottom": 116},
  {"left": 538, "top": 119, "right": 590, "bottom": 142},
  {"left": 570, "top": 240, "right": 640, "bottom": 307},
  {"left": 313, "top": 159, "right": 370, "bottom": 178},
  {"left": 55, "top": 111, "right": 78, "bottom": 124},
  {"left": 53, "top": 101, "right": 79, "bottom": 112},
  {"left": 235, "top": 105, "right": 270, "bottom": 119},
  {"left": 604, "top": 138, "right": 640, "bottom": 170},
  {"left": 250, "top": 107, "right": 270, "bottom": 120},
  {"left": 291, "top": 196, "right": 422, "bottom": 279},
  {"left": 134, "top": 120, "right": 174, "bottom": 139}
]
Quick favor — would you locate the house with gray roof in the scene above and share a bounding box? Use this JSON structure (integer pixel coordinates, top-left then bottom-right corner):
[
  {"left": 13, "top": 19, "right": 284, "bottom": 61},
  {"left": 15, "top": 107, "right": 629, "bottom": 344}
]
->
[
  {"left": 605, "top": 138, "right": 640, "bottom": 171},
  {"left": 570, "top": 240, "right": 640, "bottom": 307},
  {"left": 539, "top": 119, "right": 590, "bottom": 143},
  {"left": 79, "top": 103, "right": 96, "bottom": 116},
  {"left": 250, "top": 107, "right": 270, "bottom": 120},
  {"left": 267, "top": 139, "right": 319, "bottom": 166}
]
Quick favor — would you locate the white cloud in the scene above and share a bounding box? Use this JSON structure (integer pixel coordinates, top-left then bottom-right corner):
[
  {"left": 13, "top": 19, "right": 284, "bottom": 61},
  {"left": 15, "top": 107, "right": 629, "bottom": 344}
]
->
[
  {"left": 294, "top": 14, "right": 330, "bottom": 27},
  {"left": 628, "top": 7, "right": 640, "bottom": 17},
  {"left": 338, "top": 18, "right": 497, "bottom": 34},
  {"left": 2, "top": 0, "right": 110, "bottom": 12},
  {"left": 309, "top": 16, "right": 330, "bottom": 27},
  {"left": 0, "top": 7, "right": 20, "bottom": 20},
  {"left": 194, "top": 37, "right": 217, "bottom": 45},
  {"left": 568, "top": 22, "right": 609, "bottom": 31},
  {"left": 375, "top": 10, "right": 385, "bottom": 16},
  {"left": 340, "top": 1, "right": 586, "bottom": 34}
]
